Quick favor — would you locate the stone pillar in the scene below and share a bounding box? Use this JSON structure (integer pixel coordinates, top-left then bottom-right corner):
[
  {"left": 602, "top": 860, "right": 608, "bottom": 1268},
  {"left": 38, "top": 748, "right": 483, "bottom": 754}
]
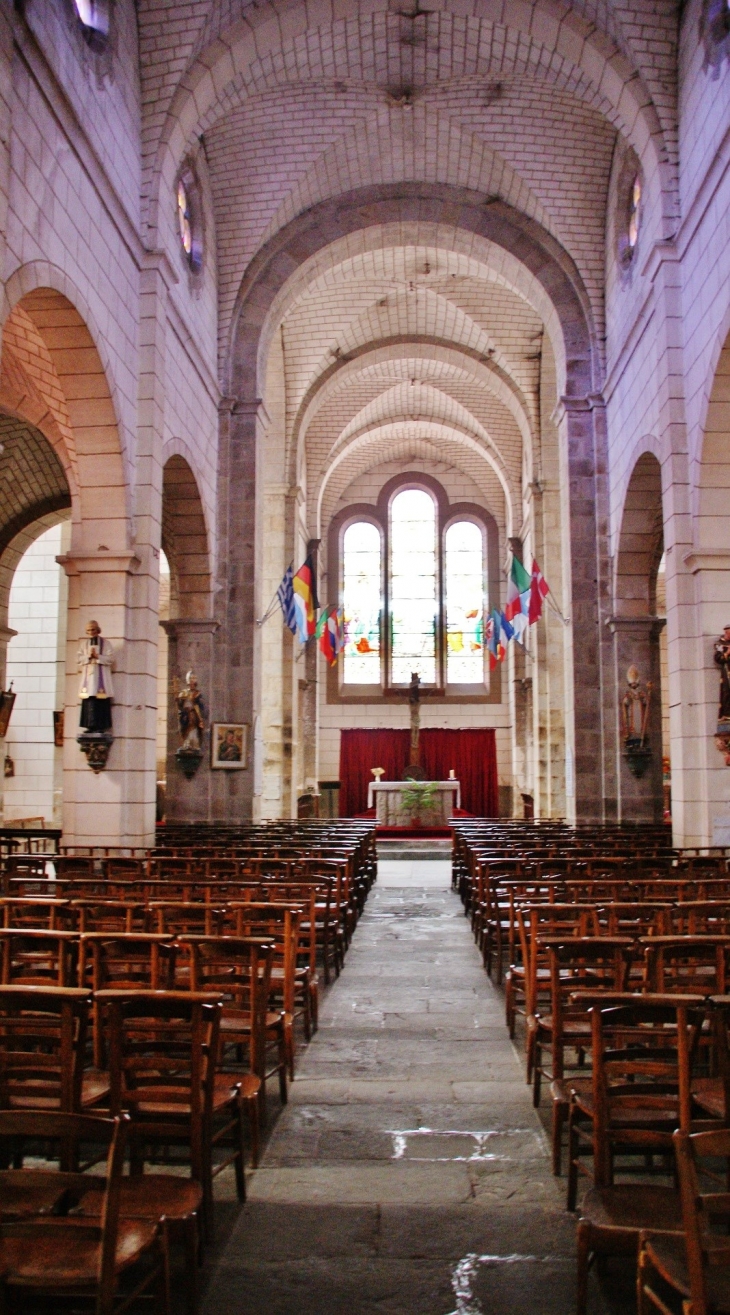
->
[
  {"left": 682, "top": 551, "right": 730, "bottom": 845},
  {"left": 58, "top": 550, "right": 155, "bottom": 847},
  {"left": 553, "top": 395, "right": 616, "bottom": 822},
  {"left": 610, "top": 615, "right": 665, "bottom": 822},
  {"left": 212, "top": 399, "right": 257, "bottom": 821},
  {"left": 162, "top": 618, "right": 219, "bottom": 821}
]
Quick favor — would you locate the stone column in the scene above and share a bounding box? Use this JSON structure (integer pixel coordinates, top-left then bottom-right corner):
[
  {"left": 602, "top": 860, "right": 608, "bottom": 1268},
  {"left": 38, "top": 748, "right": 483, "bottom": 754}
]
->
[
  {"left": 682, "top": 551, "right": 730, "bottom": 845},
  {"left": 553, "top": 395, "right": 616, "bottom": 822},
  {"left": 162, "top": 617, "right": 219, "bottom": 821},
  {"left": 212, "top": 399, "right": 258, "bottom": 821},
  {"left": 58, "top": 550, "right": 153, "bottom": 847},
  {"left": 610, "top": 615, "right": 665, "bottom": 821}
]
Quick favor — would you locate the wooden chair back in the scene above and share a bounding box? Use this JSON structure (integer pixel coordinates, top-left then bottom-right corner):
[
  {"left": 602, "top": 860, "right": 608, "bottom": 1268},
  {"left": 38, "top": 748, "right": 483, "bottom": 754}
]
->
[
  {"left": 0, "top": 984, "right": 90, "bottom": 1113},
  {"left": 642, "top": 936, "right": 730, "bottom": 997},
  {"left": 0, "top": 928, "right": 77, "bottom": 987},
  {"left": 673, "top": 1126, "right": 730, "bottom": 1315},
  {"left": 182, "top": 935, "right": 273, "bottom": 1079},
  {"left": 0, "top": 1108, "right": 129, "bottom": 1312}
]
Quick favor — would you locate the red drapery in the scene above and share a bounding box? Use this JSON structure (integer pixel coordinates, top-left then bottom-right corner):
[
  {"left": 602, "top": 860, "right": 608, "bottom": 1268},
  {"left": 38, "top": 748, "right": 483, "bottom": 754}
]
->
[
  {"left": 338, "top": 727, "right": 498, "bottom": 817},
  {"left": 338, "top": 729, "right": 410, "bottom": 818}
]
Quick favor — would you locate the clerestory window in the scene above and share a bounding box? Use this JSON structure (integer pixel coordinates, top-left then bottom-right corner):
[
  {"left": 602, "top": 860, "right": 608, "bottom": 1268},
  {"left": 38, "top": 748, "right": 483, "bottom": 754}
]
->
[{"left": 334, "top": 477, "right": 494, "bottom": 698}]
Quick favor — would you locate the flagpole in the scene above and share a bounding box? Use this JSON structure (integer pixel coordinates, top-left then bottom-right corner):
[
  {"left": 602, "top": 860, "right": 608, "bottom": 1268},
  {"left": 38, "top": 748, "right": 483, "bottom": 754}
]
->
[
  {"left": 255, "top": 577, "right": 290, "bottom": 628},
  {"left": 546, "top": 594, "right": 570, "bottom": 627}
]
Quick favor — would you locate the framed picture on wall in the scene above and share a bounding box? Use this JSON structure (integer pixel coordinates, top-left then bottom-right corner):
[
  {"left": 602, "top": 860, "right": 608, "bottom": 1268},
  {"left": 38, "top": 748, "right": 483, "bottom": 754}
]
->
[{"left": 211, "top": 722, "right": 247, "bottom": 769}]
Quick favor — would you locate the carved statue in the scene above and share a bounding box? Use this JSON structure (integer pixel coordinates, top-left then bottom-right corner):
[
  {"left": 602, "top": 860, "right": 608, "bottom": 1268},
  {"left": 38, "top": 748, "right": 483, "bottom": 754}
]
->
[
  {"left": 176, "top": 670, "right": 205, "bottom": 752},
  {"left": 713, "top": 627, "right": 730, "bottom": 764},
  {"left": 714, "top": 625, "right": 730, "bottom": 723},
  {"left": 77, "top": 620, "right": 114, "bottom": 734},
  {"left": 622, "top": 664, "right": 652, "bottom": 746}
]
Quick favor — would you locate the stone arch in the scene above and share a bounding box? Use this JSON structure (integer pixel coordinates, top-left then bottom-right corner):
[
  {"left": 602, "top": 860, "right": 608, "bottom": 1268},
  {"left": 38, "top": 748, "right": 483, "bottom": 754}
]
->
[
  {"left": 148, "top": 0, "right": 673, "bottom": 247},
  {"left": 161, "top": 455, "right": 212, "bottom": 620},
  {"left": 223, "top": 181, "right": 614, "bottom": 821},
  {"left": 613, "top": 450, "right": 665, "bottom": 822},
  {"left": 615, "top": 451, "right": 664, "bottom": 617}
]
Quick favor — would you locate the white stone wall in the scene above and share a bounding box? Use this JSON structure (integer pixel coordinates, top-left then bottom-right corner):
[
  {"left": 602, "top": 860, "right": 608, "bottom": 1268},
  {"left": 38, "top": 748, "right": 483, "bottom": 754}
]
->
[{"left": 3, "top": 521, "right": 68, "bottom": 826}]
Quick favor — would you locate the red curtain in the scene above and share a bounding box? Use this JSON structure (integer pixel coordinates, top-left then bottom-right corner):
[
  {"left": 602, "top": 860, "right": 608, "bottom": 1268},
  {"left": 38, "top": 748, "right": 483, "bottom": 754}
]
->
[
  {"left": 420, "top": 728, "right": 498, "bottom": 817},
  {"left": 338, "top": 729, "right": 410, "bottom": 817},
  {"left": 338, "top": 727, "right": 498, "bottom": 817}
]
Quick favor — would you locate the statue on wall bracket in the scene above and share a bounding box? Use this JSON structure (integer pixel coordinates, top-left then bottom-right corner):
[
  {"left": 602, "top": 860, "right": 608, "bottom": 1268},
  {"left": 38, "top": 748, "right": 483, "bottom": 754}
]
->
[
  {"left": 174, "top": 670, "right": 205, "bottom": 779},
  {"left": 76, "top": 620, "right": 114, "bottom": 772},
  {"left": 622, "top": 664, "right": 653, "bottom": 778},
  {"left": 714, "top": 626, "right": 730, "bottom": 764}
]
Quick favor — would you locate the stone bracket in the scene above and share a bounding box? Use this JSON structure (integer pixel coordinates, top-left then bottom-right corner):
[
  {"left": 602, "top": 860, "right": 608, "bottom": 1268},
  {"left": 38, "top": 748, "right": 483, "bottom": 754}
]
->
[{"left": 77, "top": 731, "right": 113, "bottom": 773}]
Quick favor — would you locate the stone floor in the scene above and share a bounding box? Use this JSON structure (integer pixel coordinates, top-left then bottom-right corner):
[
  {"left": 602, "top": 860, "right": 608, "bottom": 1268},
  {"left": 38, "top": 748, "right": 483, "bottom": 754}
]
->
[{"left": 199, "top": 865, "right": 637, "bottom": 1315}]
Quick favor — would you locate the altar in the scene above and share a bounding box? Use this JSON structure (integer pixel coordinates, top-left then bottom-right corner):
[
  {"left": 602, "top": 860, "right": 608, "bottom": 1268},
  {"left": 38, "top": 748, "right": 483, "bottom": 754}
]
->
[{"left": 367, "top": 779, "right": 461, "bottom": 826}]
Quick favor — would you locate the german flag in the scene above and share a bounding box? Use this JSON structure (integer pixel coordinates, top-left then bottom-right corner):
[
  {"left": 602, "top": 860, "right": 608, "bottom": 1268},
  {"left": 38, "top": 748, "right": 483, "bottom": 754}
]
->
[{"left": 292, "top": 554, "right": 319, "bottom": 642}]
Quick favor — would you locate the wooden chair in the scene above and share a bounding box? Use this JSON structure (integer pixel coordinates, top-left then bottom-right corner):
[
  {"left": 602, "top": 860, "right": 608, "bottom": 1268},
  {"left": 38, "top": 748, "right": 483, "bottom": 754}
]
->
[
  {"left": 72, "top": 899, "right": 150, "bottom": 934},
  {"left": 0, "top": 983, "right": 108, "bottom": 1116},
  {"left": 0, "top": 1109, "right": 168, "bottom": 1315},
  {"left": 99, "top": 989, "right": 246, "bottom": 1239},
  {"left": 530, "top": 936, "right": 632, "bottom": 1110},
  {"left": 0, "top": 897, "right": 71, "bottom": 930},
  {"left": 0, "top": 927, "right": 77, "bottom": 987},
  {"left": 638, "top": 1127, "right": 730, "bottom": 1315},
  {"left": 643, "top": 936, "right": 730, "bottom": 998},
  {"left": 571, "top": 995, "right": 709, "bottom": 1315},
  {"left": 79, "top": 934, "right": 177, "bottom": 1069},
  {"left": 230, "top": 903, "right": 300, "bottom": 1082},
  {"left": 183, "top": 934, "right": 274, "bottom": 1165}
]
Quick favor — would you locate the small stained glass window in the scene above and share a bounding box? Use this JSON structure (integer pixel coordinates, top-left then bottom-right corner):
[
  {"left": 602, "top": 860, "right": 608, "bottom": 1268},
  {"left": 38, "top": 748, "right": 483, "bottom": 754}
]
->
[
  {"left": 342, "top": 521, "right": 381, "bottom": 685},
  {"left": 73, "top": 0, "right": 110, "bottom": 51},
  {"left": 627, "top": 175, "right": 641, "bottom": 255},
  {"left": 389, "top": 488, "right": 437, "bottom": 686},
  {"left": 176, "top": 169, "right": 203, "bottom": 274},
  {"left": 445, "top": 521, "right": 485, "bottom": 684},
  {"left": 177, "top": 180, "right": 193, "bottom": 256}
]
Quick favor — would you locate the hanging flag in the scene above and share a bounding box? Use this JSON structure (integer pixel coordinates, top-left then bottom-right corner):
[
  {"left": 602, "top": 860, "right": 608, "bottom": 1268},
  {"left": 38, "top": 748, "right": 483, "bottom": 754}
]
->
[
  {"left": 276, "top": 565, "right": 297, "bottom": 636},
  {"left": 500, "top": 611, "right": 515, "bottom": 643},
  {"left": 292, "top": 554, "right": 319, "bottom": 642},
  {"left": 487, "top": 609, "right": 505, "bottom": 670},
  {"left": 505, "top": 555, "right": 531, "bottom": 620},
  {"left": 528, "top": 558, "right": 550, "bottom": 624},
  {"left": 316, "top": 605, "right": 344, "bottom": 666}
]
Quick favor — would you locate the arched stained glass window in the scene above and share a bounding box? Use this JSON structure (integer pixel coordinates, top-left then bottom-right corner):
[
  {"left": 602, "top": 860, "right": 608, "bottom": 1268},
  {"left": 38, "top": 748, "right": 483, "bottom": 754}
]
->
[
  {"left": 445, "top": 521, "right": 485, "bottom": 684},
  {"left": 73, "top": 0, "right": 110, "bottom": 50},
  {"left": 342, "top": 521, "right": 381, "bottom": 685},
  {"left": 627, "top": 175, "right": 641, "bottom": 254},
  {"left": 389, "top": 488, "right": 437, "bottom": 686}
]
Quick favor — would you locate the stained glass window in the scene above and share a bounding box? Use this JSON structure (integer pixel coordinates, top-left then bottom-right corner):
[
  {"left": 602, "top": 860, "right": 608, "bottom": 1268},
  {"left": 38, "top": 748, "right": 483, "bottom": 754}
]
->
[
  {"left": 176, "top": 169, "right": 203, "bottom": 274},
  {"left": 73, "top": 0, "right": 110, "bottom": 49},
  {"left": 177, "top": 181, "right": 193, "bottom": 257},
  {"left": 342, "top": 521, "right": 381, "bottom": 685},
  {"left": 445, "top": 521, "right": 485, "bottom": 684},
  {"left": 627, "top": 175, "right": 641, "bottom": 253},
  {"left": 389, "top": 488, "right": 437, "bottom": 685}
]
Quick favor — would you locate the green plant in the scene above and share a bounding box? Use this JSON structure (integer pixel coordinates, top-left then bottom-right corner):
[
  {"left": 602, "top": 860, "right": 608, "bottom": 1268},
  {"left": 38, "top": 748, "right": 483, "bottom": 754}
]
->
[{"left": 401, "top": 781, "right": 439, "bottom": 820}]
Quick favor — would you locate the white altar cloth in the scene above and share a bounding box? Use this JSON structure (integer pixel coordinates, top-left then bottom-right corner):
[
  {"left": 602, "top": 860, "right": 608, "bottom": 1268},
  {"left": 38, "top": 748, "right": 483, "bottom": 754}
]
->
[{"left": 367, "top": 779, "right": 460, "bottom": 825}]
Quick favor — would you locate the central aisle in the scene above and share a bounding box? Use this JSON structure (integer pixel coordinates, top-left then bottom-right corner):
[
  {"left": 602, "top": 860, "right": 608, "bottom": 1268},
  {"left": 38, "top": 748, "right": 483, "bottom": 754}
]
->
[{"left": 201, "top": 871, "right": 588, "bottom": 1314}]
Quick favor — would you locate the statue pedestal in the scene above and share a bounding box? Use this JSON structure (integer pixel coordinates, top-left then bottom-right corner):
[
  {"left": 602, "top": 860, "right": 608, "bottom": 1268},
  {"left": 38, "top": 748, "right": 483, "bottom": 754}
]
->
[{"left": 367, "top": 780, "right": 460, "bottom": 826}]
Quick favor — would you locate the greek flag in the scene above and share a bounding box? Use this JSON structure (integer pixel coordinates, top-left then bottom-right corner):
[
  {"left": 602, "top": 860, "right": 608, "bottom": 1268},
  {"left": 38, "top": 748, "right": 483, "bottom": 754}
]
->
[{"left": 277, "top": 565, "right": 297, "bottom": 635}]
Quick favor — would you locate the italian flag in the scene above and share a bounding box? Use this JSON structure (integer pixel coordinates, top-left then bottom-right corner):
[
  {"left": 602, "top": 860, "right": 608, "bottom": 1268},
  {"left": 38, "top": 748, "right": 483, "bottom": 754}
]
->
[{"left": 505, "top": 555, "right": 531, "bottom": 639}]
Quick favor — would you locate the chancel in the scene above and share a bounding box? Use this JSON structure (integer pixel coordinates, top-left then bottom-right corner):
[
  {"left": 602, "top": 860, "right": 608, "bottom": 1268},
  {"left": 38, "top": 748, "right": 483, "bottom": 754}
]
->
[{"left": 0, "top": 1, "right": 729, "bottom": 1311}]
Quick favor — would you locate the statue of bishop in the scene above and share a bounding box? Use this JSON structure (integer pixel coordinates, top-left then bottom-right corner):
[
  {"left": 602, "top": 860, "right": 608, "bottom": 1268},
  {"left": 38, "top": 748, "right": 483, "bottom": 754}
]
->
[{"left": 77, "top": 620, "right": 114, "bottom": 734}]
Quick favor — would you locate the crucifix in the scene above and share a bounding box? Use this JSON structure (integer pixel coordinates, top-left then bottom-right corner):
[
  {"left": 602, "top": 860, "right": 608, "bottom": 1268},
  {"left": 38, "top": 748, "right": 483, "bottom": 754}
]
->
[{"left": 405, "top": 671, "right": 425, "bottom": 779}]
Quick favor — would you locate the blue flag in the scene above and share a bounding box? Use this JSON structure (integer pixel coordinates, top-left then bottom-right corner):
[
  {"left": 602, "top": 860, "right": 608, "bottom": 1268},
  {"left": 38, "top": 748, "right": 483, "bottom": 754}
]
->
[
  {"left": 277, "top": 565, "right": 297, "bottom": 636},
  {"left": 500, "top": 611, "right": 515, "bottom": 642}
]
